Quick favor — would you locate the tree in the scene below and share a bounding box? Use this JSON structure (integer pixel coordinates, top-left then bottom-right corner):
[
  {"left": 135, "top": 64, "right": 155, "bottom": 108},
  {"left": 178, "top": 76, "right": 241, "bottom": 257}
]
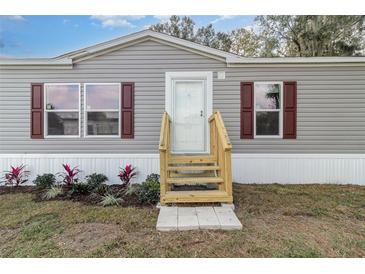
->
[
  {"left": 230, "top": 27, "right": 261, "bottom": 57},
  {"left": 149, "top": 15, "right": 195, "bottom": 40},
  {"left": 150, "top": 16, "right": 232, "bottom": 52},
  {"left": 256, "top": 15, "right": 365, "bottom": 57},
  {"left": 194, "top": 24, "right": 232, "bottom": 52}
]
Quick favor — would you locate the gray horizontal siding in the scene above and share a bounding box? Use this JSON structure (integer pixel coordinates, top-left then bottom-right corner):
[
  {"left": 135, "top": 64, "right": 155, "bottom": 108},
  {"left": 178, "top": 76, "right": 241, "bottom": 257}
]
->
[{"left": 1, "top": 39, "right": 365, "bottom": 154}]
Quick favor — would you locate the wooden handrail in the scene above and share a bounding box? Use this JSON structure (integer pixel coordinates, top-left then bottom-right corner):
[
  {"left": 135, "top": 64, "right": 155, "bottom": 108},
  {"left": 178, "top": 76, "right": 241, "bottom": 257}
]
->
[
  {"left": 159, "top": 111, "right": 170, "bottom": 151},
  {"left": 209, "top": 111, "right": 232, "bottom": 151}
]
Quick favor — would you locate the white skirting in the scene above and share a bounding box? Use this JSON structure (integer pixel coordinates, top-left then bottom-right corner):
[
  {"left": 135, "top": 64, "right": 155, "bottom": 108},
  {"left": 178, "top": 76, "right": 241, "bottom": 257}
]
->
[
  {"left": 232, "top": 154, "right": 365, "bottom": 185},
  {"left": 0, "top": 153, "right": 364, "bottom": 185}
]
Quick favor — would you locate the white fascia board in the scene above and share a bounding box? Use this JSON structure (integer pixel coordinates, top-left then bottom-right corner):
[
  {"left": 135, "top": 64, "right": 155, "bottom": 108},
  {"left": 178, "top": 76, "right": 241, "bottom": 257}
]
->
[
  {"left": 227, "top": 56, "right": 365, "bottom": 65},
  {"left": 0, "top": 58, "right": 72, "bottom": 65}
]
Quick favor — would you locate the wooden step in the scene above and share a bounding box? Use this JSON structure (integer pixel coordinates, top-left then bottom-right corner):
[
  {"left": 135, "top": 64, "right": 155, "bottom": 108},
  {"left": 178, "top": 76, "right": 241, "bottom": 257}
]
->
[
  {"left": 162, "top": 190, "right": 232, "bottom": 203},
  {"left": 169, "top": 155, "right": 216, "bottom": 164},
  {"left": 167, "top": 165, "right": 220, "bottom": 171},
  {"left": 169, "top": 171, "right": 215, "bottom": 178},
  {"left": 167, "top": 177, "right": 224, "bottom": 185}
]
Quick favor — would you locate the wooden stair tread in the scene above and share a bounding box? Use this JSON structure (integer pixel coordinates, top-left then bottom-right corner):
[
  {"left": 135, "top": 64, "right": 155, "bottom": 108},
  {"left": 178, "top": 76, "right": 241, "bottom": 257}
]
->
[
  {"left": 162, "top": 190, "right": 232, "bottom": 203},
  {"left": 167, "top": 165, "right": 220, "bottom": 171},
  {"left": 167, "top": 177, "right": 223, "bottom": 185},
  {"left": 169, "top": 155, "right": 216, "bottom": 164},
  {"left": 165, "top": 190, "right": 226, "bottom": 196}
]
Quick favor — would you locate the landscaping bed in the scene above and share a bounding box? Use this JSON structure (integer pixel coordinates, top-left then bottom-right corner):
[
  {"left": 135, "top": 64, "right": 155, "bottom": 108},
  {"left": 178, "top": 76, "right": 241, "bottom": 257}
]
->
[{"left": 0, "top": 163, "right": 160, "bottom": 208}]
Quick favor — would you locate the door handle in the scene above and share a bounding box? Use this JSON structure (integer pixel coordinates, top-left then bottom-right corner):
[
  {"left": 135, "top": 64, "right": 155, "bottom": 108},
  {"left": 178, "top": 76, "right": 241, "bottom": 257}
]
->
[{"left": 200, "top": 110, "right": 203, "bottom": 117}]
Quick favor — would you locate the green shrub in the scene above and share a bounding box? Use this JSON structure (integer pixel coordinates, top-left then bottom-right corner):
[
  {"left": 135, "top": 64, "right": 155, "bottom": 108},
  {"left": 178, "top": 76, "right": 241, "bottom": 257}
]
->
[
  {"left": 33, "top": 173, "right": 56, "bottom": 189},
  {"left": 136, "top": 173, "right": 160, "bottom": 205},
  {"left": 146, "top": 173, "right": 160, "bottom": 182},
  {"left": 71, "top": 182, "right": 90, "bottom": 195},
  {"left": 124, "top": 184, "right": 141, "bottom": 196},
  {"left": 100, "top": 194, "right": 123, "bottom": 207},
  {"left": 86, "top": 173, "right": 108, "bottom": 190},
  {"left": 94, "top": 184, "right": 110, "bottom": 196},
  {"left": 42, "top": 186, "right": 63, "bottom": 200}
]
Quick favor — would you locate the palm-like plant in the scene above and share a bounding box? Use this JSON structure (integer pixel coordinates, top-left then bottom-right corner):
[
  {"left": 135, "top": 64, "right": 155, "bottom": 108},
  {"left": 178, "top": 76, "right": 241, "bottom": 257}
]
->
[
  {"left": 1, "top": 164, "right": 29, "bottom": 187},
  {"left": 118, "top": 164, "right": 137, "bottom": 188},
  {"left": 58, "top": 164, "right": 81, "bottom": 186}
]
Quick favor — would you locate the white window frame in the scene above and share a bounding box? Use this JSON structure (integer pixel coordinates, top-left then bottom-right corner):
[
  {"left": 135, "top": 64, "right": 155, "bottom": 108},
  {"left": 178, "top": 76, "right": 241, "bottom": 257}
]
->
[
  {"left": 254, "top": 81, "right": 283, "bottom": 139},
  {"left": 44, "top": 83, "right": 81, "bottom": 138},
  {"left": 83, "top": 83, "right": 121, "bottom": 138}
]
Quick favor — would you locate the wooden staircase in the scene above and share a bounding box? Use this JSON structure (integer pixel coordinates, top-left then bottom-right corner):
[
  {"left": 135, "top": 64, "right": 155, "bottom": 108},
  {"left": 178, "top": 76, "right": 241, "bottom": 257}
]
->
[{"left": 159, "top": 111, "right": 233, "bottom": 204}]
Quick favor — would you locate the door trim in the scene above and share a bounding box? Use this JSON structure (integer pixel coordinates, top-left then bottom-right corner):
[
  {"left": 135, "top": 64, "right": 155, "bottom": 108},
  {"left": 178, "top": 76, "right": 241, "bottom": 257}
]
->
[{"left": 165, "top": 71, "right": 213, "bottom": 154}]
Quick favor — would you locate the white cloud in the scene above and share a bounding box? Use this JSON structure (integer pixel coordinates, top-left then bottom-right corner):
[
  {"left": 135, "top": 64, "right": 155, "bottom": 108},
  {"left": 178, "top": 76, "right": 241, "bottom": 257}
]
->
[
  {"left": 62, "top": 18, "right": 79, "bottom": 28},
  {"left": 211, "top": 15, "right": 237, "bottom": 24},
  {"left": 153, "top": 15, "right": 171, "bottom": 23},
  {"left": 3, "top": 15, "right": 25, "bottom": 21},
  {"left": 90, "top": 16, "right": 145, "bottom": 28}
]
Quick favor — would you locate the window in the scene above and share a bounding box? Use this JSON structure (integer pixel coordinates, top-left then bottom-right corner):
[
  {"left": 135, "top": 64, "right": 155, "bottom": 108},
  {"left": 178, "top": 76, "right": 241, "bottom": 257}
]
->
[
  {"left": 44, "top": 84, "right": 80, "bottom": 137},
  {"left": 84, "top": 83, "right": 120, "bottom": 137},
  {"left": 254, "top": 82, "right": 282, "bottom": 137}
]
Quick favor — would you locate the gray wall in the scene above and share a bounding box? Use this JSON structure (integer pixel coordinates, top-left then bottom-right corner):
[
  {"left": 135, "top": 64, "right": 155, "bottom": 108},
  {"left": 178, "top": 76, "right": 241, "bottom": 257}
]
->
[{"left": 1, "top": 40, "right": 365, "bottom": 154}]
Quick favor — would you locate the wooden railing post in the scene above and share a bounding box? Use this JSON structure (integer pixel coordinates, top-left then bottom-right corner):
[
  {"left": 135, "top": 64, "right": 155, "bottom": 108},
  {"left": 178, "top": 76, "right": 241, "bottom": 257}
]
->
[
  {"left": 159, "top": 112, "right": 170, "bottom": 204},
  {"left": 209, "top": 119, "right": 217, "bottom": 161}
]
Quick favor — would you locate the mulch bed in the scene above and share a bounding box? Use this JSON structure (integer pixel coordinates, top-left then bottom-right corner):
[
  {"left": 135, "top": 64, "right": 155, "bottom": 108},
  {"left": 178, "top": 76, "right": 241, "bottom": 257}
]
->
[
  {"left": 0, "top": 185, "right": 153, "bottom": 208},
  {"left": 0, "top": 185, "right": 40, "bottom": 195}
]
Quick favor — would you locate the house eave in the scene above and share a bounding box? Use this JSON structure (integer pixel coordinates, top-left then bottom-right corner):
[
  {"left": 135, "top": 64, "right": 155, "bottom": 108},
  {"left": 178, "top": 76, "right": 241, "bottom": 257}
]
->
[
  {"left": 227, "top": 56, "right": 365, "bottom": 67},
  {"left": 0, "top": 58, "right": 73, "bottom": 69}
]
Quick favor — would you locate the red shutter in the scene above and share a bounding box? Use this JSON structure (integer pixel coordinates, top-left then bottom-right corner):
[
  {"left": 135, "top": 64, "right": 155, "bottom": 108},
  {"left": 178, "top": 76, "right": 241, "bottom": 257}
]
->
[
  {"left": 121, "top": 83, "right": 134, "bottom": 138},
  {"left": 283, "top": 81, "right": 297, "bottom": 139},
  {"left": 31, "top": 83, "right": 44, "bottom": 139},
  {"left": 240, "top": 82, "right": 254, "bottom": 139}
]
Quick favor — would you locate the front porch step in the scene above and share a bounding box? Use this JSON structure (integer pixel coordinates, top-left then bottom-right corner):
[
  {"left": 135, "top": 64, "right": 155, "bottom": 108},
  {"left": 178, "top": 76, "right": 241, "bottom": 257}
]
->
[
  {"left": 162, "top": 190, "right": 233, "bottom": 203},
  {"left": 166, "top": 177, "right": 224, "bottom": 185},
  {"left": 167, "top": 165, "right": 220, "bottom": 171},
  {"left": 169, "top": 155, "right": 216, "bottom": 164}
]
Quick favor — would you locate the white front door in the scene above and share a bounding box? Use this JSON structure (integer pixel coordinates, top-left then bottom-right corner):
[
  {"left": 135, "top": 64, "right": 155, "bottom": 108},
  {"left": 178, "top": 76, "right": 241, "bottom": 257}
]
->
[{"left": 166, "top": 72, "right": 212, "bottom": 154}]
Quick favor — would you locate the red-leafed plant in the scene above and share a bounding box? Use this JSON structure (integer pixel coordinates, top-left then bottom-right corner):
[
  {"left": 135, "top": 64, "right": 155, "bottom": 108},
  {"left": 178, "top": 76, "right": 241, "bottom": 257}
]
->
[
  {"left": 58, "top": 164, "right": 81, "bottom": 186},
  {"left": 118, "top": 164, "right": 137, "bottom": 187},
  {"left": 1, "top": 164, "right": 30, "bottom": 187}
]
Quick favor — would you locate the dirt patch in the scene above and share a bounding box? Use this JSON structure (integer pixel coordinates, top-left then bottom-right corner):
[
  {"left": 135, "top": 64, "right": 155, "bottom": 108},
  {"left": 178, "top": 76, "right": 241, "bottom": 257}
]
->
[
  {"left": 54, "top": 223, "right": 120, "bottom": 253},
  {"left": 0, "top": 186, "right": 39, "bottom": 195},
  {"left": 0, "top": 228, "right": 19, "bottom": 245}
]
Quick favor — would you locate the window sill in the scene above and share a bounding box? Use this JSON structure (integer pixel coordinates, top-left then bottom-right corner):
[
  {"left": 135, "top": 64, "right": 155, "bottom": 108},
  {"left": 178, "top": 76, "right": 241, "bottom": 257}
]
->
[
  {"left": 45, "top": 135, "right": 80, "bottom": 139},
  {"left": 84, "top": 135, "right": 120, "bottom": 138},
  {"left": 254, "top": 135, "right": 283, "bottom": 139}
]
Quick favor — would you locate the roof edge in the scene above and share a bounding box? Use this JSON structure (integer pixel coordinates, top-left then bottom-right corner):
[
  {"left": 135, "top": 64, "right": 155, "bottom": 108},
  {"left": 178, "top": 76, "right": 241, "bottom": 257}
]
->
[
  {"left": 227, "top": 56, "right": 365, "bottom": 64},
  {"left": 0, "top": 58, "right": 73, "bottom": 67}
]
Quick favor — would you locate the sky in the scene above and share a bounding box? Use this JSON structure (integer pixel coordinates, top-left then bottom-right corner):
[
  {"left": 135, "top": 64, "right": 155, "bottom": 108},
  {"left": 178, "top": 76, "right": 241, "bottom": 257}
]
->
[{"left": 0, "top": 15, "right": 255, "bottom": 58}]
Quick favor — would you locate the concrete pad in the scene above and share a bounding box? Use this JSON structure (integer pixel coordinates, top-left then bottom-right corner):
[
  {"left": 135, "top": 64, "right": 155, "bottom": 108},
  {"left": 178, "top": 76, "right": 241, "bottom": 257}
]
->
[
  {"left": 156, "top": 206, "right": 242, "bottom": 231},
  {"left": 196, "top": 207, "right": 221, "bottom": 229},
  {"left": 220, "top": 203, "right": 235, "bottom": 210},
  {"left": 156, "top": 207, "right": 178, "bottom": 231},
  {"left": 178, "top": 207, "right": 196, "bottom": 216},
  {"left": 178, "top": 214, "right": 199, "bottom": 231},
  {"left": 213, "top": 207, "right": 243, "bottom": 230},
  {"left": 156, "top": 214, "right": 178, "bottom": 231},
  {"left": 177, "top": 207, "right": 198, "bottom": 230},
  {"left": 160, "top": 206, "right": 178, "bottom": 215}
]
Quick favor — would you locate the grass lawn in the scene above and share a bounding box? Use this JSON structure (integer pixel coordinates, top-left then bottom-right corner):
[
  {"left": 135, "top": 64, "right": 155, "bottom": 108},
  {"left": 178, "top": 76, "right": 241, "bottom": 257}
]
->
[{"left": 0, "top": 183, "right": 365, "bottom": 258}]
